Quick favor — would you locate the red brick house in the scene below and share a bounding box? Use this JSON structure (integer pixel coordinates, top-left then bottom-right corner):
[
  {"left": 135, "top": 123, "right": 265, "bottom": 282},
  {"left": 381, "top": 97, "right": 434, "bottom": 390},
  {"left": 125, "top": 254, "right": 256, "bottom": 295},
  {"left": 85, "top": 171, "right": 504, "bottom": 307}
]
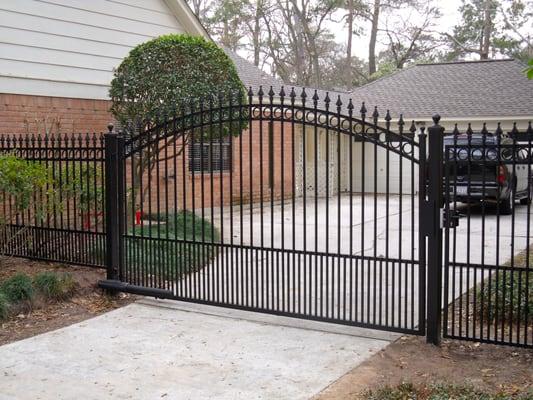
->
[{"left": 0, "top": 0, "right": 298, "bottom": 211}]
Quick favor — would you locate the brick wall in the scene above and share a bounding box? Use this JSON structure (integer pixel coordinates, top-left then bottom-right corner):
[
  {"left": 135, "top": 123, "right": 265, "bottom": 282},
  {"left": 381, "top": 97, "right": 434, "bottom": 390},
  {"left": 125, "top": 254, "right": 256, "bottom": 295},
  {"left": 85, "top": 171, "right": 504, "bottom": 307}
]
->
[
  {"left": 0, "top": 93, "right": 113, "bottom": 134},
  {"left": 1, "top": 94, "right": 298, "bottom": 219},
  {"left": 129, "top": 120, "right": 297, "bottom": 218}
]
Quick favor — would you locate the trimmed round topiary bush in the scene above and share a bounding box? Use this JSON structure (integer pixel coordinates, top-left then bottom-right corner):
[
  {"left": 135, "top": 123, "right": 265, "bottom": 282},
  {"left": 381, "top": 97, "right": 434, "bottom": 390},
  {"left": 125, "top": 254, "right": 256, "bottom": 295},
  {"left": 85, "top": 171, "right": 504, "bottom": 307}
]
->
[
  {"left": 0, "top": 291, "right": 9, "bottom": 320},
  {"left": 109, "top": 33, "right": 246, "bottom": 130},
  {"left": 109, "top": 34, "right": 246, "bottom": 226},
  {"left": 1, "top": 273, "right": 34, "bottom": 303}
]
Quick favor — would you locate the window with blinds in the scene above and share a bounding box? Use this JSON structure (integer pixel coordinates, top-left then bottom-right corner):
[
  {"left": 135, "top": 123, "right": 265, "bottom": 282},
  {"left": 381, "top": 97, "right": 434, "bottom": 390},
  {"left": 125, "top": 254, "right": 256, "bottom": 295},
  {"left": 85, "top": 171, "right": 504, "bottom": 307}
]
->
[{"left": 189, "top": 136, "right": 232, "bottom": 172}]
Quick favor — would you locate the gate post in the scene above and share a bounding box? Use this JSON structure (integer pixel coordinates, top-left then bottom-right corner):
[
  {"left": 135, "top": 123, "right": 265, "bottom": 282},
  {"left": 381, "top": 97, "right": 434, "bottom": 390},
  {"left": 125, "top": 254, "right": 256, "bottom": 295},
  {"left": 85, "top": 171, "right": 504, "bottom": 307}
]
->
[
  {"left": 104, "top": 124, "right": 125, "bottom": 282},
  {"left": 426, "top": 115, "right": 445, "bottom": 345}
]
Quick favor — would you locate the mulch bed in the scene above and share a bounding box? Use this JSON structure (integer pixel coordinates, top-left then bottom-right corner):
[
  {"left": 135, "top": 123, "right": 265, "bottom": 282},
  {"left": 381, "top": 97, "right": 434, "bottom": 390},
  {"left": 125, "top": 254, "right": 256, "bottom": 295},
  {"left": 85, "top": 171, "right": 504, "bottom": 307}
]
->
[
  {"left": 315, "top": 250, "right": 533, "bottom": 399},
  {"left": 0, "top": 256, "right": 135, "bottom": 346},
  {"left": 314, "top": 335, "right": 533, "bottom": 400}
]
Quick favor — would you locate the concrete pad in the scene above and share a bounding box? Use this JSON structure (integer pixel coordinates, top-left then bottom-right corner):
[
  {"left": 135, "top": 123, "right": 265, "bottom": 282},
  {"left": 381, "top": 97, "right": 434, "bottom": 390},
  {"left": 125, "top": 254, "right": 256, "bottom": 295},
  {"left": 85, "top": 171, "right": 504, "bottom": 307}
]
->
[{"left": 0, "top": 301, "right": 391, "bottom": 400}]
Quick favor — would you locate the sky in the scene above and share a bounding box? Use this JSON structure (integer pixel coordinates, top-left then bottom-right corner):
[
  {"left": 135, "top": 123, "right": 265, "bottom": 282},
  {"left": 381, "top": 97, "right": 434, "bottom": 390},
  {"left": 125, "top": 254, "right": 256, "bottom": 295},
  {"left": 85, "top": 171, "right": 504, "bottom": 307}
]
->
[{"left": 327, "top": 0, "right": 462, "bottom": 61}]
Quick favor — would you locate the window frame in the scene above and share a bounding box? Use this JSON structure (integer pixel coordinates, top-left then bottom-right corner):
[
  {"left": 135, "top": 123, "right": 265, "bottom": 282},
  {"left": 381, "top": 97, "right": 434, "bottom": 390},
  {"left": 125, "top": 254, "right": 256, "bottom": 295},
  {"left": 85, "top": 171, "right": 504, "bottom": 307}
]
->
[{"left": 188, "top": 135, "right": 232, "bottom": 173}]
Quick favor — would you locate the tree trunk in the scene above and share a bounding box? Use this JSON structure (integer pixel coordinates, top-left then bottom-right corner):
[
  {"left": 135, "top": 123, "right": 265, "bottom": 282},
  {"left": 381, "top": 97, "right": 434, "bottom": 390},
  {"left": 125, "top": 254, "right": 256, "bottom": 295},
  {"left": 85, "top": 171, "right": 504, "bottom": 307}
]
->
[
  {"left": 346, "top": 0, "right": 354, "bottom": 82},
  {"left": 253, "top": 1, "right": 261, "bottom": 66},
  {"left": 311, "top": 46, "right": 321, "bottom": 86},
  {"left": 480, "top": 0, "right": 491, "bottom": 59},
  {"left": 368, "top": 0, "right": 380, "bottom": 75},
  {"left": 293, "top": 7, "right": 306, "bottom": 85}
]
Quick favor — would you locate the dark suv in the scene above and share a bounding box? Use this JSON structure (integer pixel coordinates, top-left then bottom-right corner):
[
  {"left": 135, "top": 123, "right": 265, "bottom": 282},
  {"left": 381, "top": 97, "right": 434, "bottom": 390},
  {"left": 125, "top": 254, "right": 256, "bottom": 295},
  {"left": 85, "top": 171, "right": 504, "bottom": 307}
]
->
[{"left": 443, "top": 134, "right": 532, "bottom": 215}]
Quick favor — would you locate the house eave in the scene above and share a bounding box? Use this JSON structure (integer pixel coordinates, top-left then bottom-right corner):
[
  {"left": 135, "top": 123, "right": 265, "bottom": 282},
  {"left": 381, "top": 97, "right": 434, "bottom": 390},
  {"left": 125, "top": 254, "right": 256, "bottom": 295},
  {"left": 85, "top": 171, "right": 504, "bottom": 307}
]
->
[
  {"left": 163, "top": 0, "right": 211, "bottom": 40},
  {"left": 389, "top": 115, "right": 533, "bottom": 124}
]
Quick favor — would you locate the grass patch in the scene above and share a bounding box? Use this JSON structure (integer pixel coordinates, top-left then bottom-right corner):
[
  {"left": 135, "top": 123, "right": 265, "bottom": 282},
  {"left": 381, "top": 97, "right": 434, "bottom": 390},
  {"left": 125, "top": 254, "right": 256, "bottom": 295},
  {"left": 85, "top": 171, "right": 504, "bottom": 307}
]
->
[
  {"left": 0, "top": 291, "right": 9, "bottom": 320},
  {"left": 1, "top": 273, "right": 34, "bottom": 303},
  {"left": 363, "top": 382, "right": 532, "bottom": 400},
  {"left": 33, "top": 272, "right": 77, "bottom": 301},
  {"left": 478, "top": 249, "right": 533, "bottom": 324},
  {"left": 124, "top": 210, "right": 220, "bottom": 280}
]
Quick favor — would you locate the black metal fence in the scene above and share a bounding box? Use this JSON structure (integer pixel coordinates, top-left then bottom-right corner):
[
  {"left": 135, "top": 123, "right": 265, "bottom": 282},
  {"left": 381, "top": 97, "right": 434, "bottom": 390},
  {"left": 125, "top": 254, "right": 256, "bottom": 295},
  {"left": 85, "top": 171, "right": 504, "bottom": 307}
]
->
[
  {"left": 442, "top": 124, "right": 533, "bottom": 347},
  {"left": 0, "top": 133, "right": 106, "bottom": 267},
  {"left": 100, "top": 89, "right": 426, "bottom": 335},
  {"left": 1, "top": 88, "right": 532, "bottom": 349}
]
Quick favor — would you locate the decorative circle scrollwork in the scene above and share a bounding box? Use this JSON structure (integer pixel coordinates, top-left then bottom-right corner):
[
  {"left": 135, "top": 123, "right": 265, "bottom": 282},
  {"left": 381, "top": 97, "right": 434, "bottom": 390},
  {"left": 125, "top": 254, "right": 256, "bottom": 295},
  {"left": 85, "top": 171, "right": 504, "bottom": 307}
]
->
[
  {"left": 401, "top": 142, "right": 412, "bottom": 155},
  {"left": 251, "top": 106, "right": 262, "bottom": 119},
  {"left": 272, "top": 107, "right": 283, "bottom": 120}
]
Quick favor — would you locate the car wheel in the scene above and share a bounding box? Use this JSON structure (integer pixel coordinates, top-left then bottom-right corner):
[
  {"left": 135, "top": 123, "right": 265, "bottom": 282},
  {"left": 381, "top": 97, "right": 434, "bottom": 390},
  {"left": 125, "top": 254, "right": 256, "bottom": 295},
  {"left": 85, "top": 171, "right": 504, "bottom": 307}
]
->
[
  {"left": 520, "top": 185, "right": 532, "bottom": 205},
  {"left": 500, "top": 190, "right": 515, "bottom": 215}
]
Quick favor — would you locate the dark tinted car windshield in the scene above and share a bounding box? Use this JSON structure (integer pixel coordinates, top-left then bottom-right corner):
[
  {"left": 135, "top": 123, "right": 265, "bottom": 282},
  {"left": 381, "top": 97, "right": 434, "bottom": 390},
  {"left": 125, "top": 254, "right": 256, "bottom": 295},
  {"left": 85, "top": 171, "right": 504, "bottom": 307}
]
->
[
  {"left": 443, "top": 135, "right": 498, "bottom": 146},
  {"left": 443, "top": 135, "right": 503, "bottom": 161}
]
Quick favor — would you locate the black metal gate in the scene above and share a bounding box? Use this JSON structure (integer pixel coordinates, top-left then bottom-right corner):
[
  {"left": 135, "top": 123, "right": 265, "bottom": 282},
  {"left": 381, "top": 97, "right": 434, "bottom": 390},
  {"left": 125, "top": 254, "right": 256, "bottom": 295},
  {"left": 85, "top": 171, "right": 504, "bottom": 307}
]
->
[
  {"left": 100, "top": 88, "right": 426, "bottom": 335},
  {"left": 442, "top": 125, "right": 533, "bottom": 348}
]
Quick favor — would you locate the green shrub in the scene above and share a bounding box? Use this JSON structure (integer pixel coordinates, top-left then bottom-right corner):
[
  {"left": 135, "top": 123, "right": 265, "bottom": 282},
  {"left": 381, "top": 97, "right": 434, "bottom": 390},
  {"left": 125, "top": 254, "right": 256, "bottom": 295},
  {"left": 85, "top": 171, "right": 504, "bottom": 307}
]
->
[
  {"left": 58, "top": 273, "right": 77, "bottom": 297},
  {"left": 0, "top": 154, "right": 52, "bottom": 215},
  {"left": 110, "top": 34, "right": 246, "bottom": 218},
  {"left": 1, "top": 273, "right": 34, "bottom": 303},
  {"left": 60, "top": 164, "right": 104, "bottom": 214},
  {"left": 0, "top": 292, "right": 9, "bottom": 320},
  {"left": 33, "top": 272, "right": 77, "bottom": 300},
  {"left": 124, "top": 210, "right": 220, "bottom": 279},
  {"left": 479, "top": 269, "right": 533, "bottom": 323},
  {"left": 109, "top": 33, "right": 246, "bottom": 132},
  {"left": 0, "top": 154, "right": 58, "bottom": 254}
]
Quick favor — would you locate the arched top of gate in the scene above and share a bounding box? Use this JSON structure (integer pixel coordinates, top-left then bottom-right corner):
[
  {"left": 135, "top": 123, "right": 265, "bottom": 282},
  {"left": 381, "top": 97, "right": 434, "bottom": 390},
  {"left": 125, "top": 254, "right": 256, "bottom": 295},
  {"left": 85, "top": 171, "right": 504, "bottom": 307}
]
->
[{"left": 124, "top": 87, "right": 420, "bottom": 163}]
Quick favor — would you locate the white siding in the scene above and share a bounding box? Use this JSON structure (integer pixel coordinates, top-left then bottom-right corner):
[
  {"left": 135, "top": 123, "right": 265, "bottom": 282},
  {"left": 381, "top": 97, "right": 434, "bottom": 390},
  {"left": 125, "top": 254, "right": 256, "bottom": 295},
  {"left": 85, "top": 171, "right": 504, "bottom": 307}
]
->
[{"left": 0, "top": 0, "right": 195, "bottom": 99}]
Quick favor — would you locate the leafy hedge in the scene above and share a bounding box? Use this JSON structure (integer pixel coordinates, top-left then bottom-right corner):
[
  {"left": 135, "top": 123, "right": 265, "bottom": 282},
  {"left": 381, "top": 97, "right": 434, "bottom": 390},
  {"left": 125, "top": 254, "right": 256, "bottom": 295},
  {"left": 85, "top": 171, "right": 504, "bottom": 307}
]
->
[{"left": 526, "top": 58, "right": 533, "bottom": 79}]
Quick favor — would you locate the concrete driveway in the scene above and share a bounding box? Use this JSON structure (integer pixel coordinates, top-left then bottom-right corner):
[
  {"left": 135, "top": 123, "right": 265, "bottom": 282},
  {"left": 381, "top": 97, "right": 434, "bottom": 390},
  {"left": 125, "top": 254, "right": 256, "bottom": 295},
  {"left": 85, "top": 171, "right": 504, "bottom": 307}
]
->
[
  {"left": 208, "top": 193, "right": 530, "bottom": 266},
  {"left": 180, "top": 194, "right": 532, "bottom": 330},
  {"left": 1, "top": 195, "right": 530, "bottom": 400},
  {"left": 0, "top": 300, "right": 394, "bottom": 400}
]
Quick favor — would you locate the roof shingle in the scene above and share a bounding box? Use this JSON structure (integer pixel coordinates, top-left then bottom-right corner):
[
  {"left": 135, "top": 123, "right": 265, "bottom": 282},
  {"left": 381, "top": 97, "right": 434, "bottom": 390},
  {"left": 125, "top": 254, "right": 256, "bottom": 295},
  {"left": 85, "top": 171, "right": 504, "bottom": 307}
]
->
[
  {"left": 348, "top": 59, "right": 533, "bottom": 119},
  {"left": 225, "top": 51, "right": 532, "bottom": 120},
  {"left": 223, "top": 47, "right": 283, "bottom": 90}
]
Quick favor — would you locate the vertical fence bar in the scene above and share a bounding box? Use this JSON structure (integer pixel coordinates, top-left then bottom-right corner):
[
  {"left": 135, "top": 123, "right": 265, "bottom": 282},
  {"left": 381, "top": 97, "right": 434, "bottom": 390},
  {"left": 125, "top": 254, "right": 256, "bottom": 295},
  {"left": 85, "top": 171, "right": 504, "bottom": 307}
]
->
[
  {"left": 426, "top": 114, "right": 445, "bottom": 345},
  {"left": 116, "top": 131, "right": 126, "bottom": 282},
  {"left": 418, "top": 128, "right": 427, "bottom": 335},
  {"left": 104, "top": 124, "right": 124, "bottom": 282}
]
